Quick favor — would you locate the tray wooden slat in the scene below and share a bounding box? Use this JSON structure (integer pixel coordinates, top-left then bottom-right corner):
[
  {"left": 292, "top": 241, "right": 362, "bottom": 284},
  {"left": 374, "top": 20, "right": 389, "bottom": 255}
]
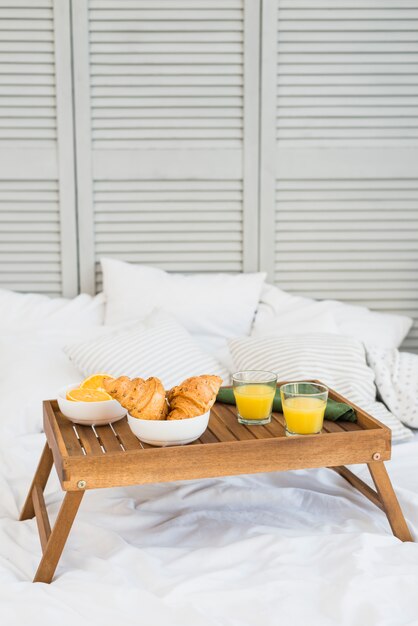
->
[
  {"left": 112, "top": 418, "right": 144, "bottom": 450},
  {"left": 339, "top": 421, "right": 363, "bottom": 432},
  {"left": 207, "top": 411, "right": 238, "bottom": 442},
  {"left": 272, "top": 412, "right": 286, "bottom": 430},
  {"left": 55, "top": 412, "right": 84, "bottom": 457},
  {"left": 74, "top": 424, "right": 103, "bottom": 456},
  {"left": 94, "top": 424, "right": 124, "bottom": 453},
  {"left": 322, "top": 420, "right": 346, "bottom": 434},
  {"left": 263, "top": 417, "right": 286, "bottom": 438},
  {"left": 198, "top": 428, "right": 219, "bottom": 444},
  {"left": 211, "top": 405, "right": 257, "bottom": 441}
]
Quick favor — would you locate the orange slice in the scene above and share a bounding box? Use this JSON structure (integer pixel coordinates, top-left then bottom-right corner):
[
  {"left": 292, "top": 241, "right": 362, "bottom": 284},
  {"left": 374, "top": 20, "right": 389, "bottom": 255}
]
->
[
  {"left": 79, "top": 373, "right": 114, "bottom": 392},
  {"left": 66, "top": 388, "right": 112, "bottom": 403}
]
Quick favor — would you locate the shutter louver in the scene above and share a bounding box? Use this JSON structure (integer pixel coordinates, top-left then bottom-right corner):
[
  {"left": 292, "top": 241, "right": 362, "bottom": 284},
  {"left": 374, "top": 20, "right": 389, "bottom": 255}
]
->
[
  {"left": 0, "top": 0, "right": 77, "bottom": 296},
  {"left": 276, "top": 0, "right": 418, "bottom": 146},
  {"left": 94, "top": 179, "right": 243, "bottom": 290},
  {"left": 0, "top": 180, "right": 60, "bottom": 293},
  {"left": 73, "top": 0, "right": 259, "bottom": 293},
  {"left": 90, "top": 0, "right": 243, "bottom": 150},
  {"left": 261, "top": 0, "right": 418, "bottom": 352}
]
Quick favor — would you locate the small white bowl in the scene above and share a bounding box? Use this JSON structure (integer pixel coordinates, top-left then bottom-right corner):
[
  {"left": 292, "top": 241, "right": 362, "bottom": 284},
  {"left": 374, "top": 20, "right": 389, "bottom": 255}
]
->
[
  {"left": 127, "top": 411, "right": 210, "bottom": 447},
  {"left": 57, "top": 383, "right": 127, "bottom": 426}
]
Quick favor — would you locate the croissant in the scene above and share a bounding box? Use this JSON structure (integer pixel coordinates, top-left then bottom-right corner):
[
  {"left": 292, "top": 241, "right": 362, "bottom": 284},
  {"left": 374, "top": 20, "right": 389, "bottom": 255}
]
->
[
  {"left": 104, "top": 375, "right": 142, "bottom": 403},
  {"left": 167, "top": 374, "right": 222, "bottom": 420},
  {"left": 104, "top": 375, "right": 168, "bottom": 420}
]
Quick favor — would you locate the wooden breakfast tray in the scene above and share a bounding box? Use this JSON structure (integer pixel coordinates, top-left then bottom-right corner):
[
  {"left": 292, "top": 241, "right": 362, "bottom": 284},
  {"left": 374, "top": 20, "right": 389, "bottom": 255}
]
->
[{"left": 20, "top": 382, "right": 412, "bottom": 583}]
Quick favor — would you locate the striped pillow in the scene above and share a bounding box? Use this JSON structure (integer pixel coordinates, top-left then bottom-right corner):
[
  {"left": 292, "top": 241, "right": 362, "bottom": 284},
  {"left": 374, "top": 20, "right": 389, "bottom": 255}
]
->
[
  {"left": 64, "top": 310, "right": 229, "bottom": 389},
  {"left": 228, "top": 333, "right": 412, "bottom": 443}
]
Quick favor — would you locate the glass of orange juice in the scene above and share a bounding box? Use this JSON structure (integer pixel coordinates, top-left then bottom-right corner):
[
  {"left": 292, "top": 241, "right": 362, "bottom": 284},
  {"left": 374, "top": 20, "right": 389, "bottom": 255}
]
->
[
  {"left": 232, "top": 370, "right": 277, "bottom": 425},
  {"left": 280, "top": 382, "right": 328, "bottom": 436}
]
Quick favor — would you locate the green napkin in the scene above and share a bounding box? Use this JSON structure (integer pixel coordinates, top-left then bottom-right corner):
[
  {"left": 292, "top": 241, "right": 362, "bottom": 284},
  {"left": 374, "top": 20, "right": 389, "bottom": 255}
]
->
[{"left": 217, "top": 385, "right": 356, "bottom": 422}]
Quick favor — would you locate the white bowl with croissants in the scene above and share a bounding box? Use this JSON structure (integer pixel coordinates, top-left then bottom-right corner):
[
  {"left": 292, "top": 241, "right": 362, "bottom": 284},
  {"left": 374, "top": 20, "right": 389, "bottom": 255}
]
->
[
  {"left": 105, "top": 374, "right": 222, "bottom": 446},
  {"left": 127, "top": 410, "right": 211, "bottom": 446}
]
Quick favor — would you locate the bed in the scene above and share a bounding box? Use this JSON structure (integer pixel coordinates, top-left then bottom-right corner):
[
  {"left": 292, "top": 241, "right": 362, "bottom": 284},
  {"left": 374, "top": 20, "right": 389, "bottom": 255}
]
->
[{"left": 1, "top": 263, "right": 417, "bottom": 626}]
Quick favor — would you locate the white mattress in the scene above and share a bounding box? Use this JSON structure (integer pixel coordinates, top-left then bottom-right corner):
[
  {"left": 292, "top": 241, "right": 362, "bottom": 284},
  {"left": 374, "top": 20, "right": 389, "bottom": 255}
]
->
[{"left": 1, "top": 427, "right": 418, "bottom": 626}]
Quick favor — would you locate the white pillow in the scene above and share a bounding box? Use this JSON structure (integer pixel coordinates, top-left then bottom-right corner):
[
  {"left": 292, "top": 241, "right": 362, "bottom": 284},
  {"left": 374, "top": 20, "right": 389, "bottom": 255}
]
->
[
  {"left": 65, "top": 310, "right": 229, "bottom": 389},
  {"left": 0, "top": 288, "right": 105, "bottom": 331},
  {"left": 367, "top": 346, "right": 418, "bottom": 429},
  {"left": 101, "top": 258, "right": 266, "bottom": 348},
  {"left": 253, "top": 283, "right": 412, "bottom": 349},
  {"left": 228, "top": 333, "right": 412, "bottom": 442},
  {"left": 252, "top": 296, "right": 340, "bottom": 338},
  {"left": 0, "top": 289, "right": 106, "bottom": 435},
  {"left": 0, "top": 330, "right": 85, "bottom": 436}
]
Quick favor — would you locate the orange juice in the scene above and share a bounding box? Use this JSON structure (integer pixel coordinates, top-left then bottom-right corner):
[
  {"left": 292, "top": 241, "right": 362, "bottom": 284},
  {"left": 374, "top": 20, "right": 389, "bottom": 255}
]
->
[
  {"left": 234, "top": 384, "right": 276, "bottom": 421},
  {"left": 282, "top": 396, "right": 326, "bottom": 434}
]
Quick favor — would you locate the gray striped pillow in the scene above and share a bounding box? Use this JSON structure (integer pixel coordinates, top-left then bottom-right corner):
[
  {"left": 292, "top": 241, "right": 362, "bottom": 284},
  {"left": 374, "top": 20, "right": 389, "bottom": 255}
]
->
[
  {"left": 228, "top": 333, "right": 412, "bottom": 443},
  {"left": 64, "top": 311, "right": 229, "bottom": 389}
]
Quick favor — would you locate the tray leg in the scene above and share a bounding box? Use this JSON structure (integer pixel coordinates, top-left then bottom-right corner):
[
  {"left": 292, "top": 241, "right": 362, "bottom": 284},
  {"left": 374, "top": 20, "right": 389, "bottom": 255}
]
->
[
  {"left": 20, "top": 442, "right": 53, "bottom": 521},
  {"left": 368, "top": 461, "right": 413, "bottom": 542},
  {"left": 33, "top": 490, "right": 84, "bottom": 584}
]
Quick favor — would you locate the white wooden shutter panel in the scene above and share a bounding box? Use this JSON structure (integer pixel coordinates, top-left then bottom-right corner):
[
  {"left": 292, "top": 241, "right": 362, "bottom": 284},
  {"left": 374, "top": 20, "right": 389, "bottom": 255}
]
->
[
  {"left": 260, "top": 0, "right": 418, "bottom": 351},
  {"left": 0, "top": 0, "right": 77, "bottom": 296},
  {"left": 73, "top": 0, "right": 260, "bottom": 294}
]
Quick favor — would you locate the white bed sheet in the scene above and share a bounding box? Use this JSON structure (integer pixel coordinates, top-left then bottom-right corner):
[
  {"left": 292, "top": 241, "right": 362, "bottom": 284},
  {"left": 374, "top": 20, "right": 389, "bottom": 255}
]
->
[{"left": 1, "top": 427, "right": 418, "bottom": 626}]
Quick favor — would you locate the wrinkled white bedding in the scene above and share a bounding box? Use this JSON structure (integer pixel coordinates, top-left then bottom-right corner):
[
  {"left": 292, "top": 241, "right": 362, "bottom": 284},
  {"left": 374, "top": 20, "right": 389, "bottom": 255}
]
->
[
  {"left": 1, "top": 302, "right": 418, "bottom": 626},
  {"left": 2, "top": 421, "right": 418, "bottom": 625}
]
